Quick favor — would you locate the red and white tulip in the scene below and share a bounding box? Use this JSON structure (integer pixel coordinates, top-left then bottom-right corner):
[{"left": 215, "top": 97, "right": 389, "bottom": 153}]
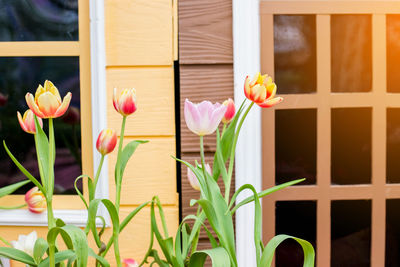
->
[
  {"left": 25, "top": 187, "right": 46, "bottom": 214},
  {"left": 244, "top": 72, "right": 283, "bottom": 108},
  {"left": 222, "top": 98, "right": 235, "bottom": 124},
  {"left": 96, "top": 129, "right": 118, "bottom": 156},
  {"left": 123, "top": 258, "right": 139, "bottom": 267},
  {"left": 113, "top": 88, "right": 137, "bottom": 117},
  {"left": 17, "top": 109, "right": 43, "bottom": 134}
]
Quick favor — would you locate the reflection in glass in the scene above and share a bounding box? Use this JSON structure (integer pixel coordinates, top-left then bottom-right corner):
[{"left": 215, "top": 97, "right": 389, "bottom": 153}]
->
[
  {"left": 0, "top": 57, "right": 81, "bottom": 194},
  {"left": 386, "top": 199, "right": 400, "bottom": 266},
  {"left": 331, "top": 200, "right": 371, "bottom": 267},
  {"left": 276, "top": 201, "right": 316, "bottom": 267},
  {"left": 387, "top": 109, "right": 400, "bottom": 183},
  {"left": 331, "top": 108, "right": 371, "bottom": 184},
  {"left": 331, "top": 15, "right": 372, "bottom": 92},
  {"left": 273, "top": 15, "right": 316, "bottom": 94},
  {"left": 0, "top": 0, "right": 78, "bottom": 41},
  {"left": 275, "top": 109, "right": 316, "bottom": 185},
  {"left": 387, "top": 15, "right": 400, "bottom": 93}
]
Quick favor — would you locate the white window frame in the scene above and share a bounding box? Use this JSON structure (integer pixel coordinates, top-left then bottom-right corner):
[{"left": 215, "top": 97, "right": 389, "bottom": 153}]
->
[
  {"left": 0, "top": 0, "right": 109, "bottom": 227},
  {"left": 233, "top": 0, "right": 262, "bottom": 266}
]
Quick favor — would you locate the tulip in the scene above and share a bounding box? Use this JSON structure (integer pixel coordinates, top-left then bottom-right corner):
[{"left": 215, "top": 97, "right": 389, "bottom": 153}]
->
[
  {"left": 25, "top": 187, "right": 46, "bottom": 214},
  {"left": 25, "top": 80, "right": 72, "bottom": 118},
  {"left": 0, "top": 93, "right": 8, "bottom": 106},
  {"left": 244, "top": 72, "right": 283, "bottom": 108},
  {"left": 222, "top": 98, "right": 235, "bottom": 124},
  {"left": 17, "top": 109, "right": 43, "bottom": 134},
  {"left": 11, "top": 231, "right": 37, "bottom": 257},
  {"left": 184, "top": 99, "right": 227, "bottom": 136},
  {"left": 188, "top": 163, "right": 212, "bottom": 191},
  {"left": 123, "top": 258, "right": 139, "bottom": 267},
  {"left": 113, "top": 88, "right": 137, "bottom": 116},
  {"left": 62, "top": 106, "right": 80, "bottom": 125},
  {"left": 96, "top": 129, "right": 117, "bottom": 155}
]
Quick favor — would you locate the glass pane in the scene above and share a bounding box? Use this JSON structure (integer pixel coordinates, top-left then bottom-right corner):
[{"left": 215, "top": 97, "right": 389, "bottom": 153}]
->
[
  {"left": 0, "top": 0, "right": 78, "bottom": 41},
  {"left": 273, "top": 15, "right": 316, "bottom": 94},
  {"left": 275, "top": 109, "right": 317, "bottom": 185},
  {"left": 0, "top": 57, "right": 81, "bottom": 194},
  {"left": 387, "top": 15, "right": 400, "bottom": 93},
  {"left": 331, "top": 15, "right": 372, "bottom": 92},
  {"left": 331, "top": 108, "right": 371, "bottom": 184},
  {"left": 387, "top": 109, "right": 400, "bottom": 183},
  {"left": 331, "top": 200, "right": 371, "bottom": 267},
  {"left": 276, "top": 201, "right": 316, "bottom": 267},
  {"left": 386, "top": 199, "right": 400, "bottom": 266}
]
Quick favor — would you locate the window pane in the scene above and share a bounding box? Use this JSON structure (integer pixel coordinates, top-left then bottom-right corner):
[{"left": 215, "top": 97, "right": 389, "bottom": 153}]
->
[
  {"left": 387, "top": 15, "right": 400, "bottom": 93},
  {"left": 331, "top": 200, "right": 371, "bottom": 267},
  {"left": 273, "top": 15, "right": 316, "bottom": 94},
  {"left": 331, "top": 108, "right": 372, "bottom": 185},
  {"left": 275, "top": 109, "right": 317, "bottom": 185},
  {"left": 331, "top": 15, "right": 372, "bottom": 92},
  {"left": 387, "top": 108, "right": 400, "bottom": 183},
  {"left": 386, "top": 199, "right": 400, "bottom": 266},
  {"left": 276, "top": 201, "right": 316, "bottom": 267},
  {"left": 0, "top": 0, "right": 78, "bottom": 41},
  {"left": 0, "top": 57, "right": 81, "bottom": 194}
]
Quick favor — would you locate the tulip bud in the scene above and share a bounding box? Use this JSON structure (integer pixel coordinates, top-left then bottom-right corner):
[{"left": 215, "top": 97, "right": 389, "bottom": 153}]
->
[
  {"left": 17, "top": 110, "right": 43, "bottom": 134},
  {"left": 187, "top": 163, "right": 212, "bottom": 191},
  {"left": 62, "top": 106, "right": 80, "bottom": 125},
  {"left": 123, "top": 258, "right": 139, "bottom": 267},
  {"left": 0, "top": 93, "right": 8, "bottom": 107},
  {"left": 113, "top": 88, "right": 137, "bottom": 117},
  {"left": 96, "top": 129, "right": 117, "bottom": 155},
  {"left": 11, "top": 231, "right": 37, "bottom": 257},
  {"left": 25, "top": 187, "right": 46, "bottom": 214},
  {"left": 222, "top": 98, "right": 235, "bottom": 124}
]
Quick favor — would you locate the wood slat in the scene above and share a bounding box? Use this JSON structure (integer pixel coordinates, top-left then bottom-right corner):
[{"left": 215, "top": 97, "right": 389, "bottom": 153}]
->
[
  {"left": 108, "top": 137, "right": 177, "bottom": 206},
  {"left": 179, "top": 0, "right": 233, "bottom": 64},
  {"left": 106, "top": 67, "right": 175, "bottom": 136},
  {"left": 180, "top": 64, "right": 234, "bottom": 152},
  {"left": 105, "top": 0, "right": 173, "bottom": 66}
]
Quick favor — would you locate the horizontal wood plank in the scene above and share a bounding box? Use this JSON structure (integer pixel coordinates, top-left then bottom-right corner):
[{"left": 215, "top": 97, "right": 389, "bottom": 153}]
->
[
  {"left": 179, "top": 0, "right": 233, "bottom": 64},
  {"left": 105, "top": 0, "right": 173, "bottom": 66},
  {"left": 108, "top": 137, "right": 177, "bottom": 205},
  {"left": 106, "top": 67, "right": 175, "bottom": 136}
]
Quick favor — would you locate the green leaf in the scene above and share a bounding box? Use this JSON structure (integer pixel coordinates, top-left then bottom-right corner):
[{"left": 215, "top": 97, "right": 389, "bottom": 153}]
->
[
  {"left": 0, "top": 180, "right": 30, "bottom": 198},
  {"left": 189, "top": 247, "right": 231, "bottom": 267},
  {"left": 73, "top": 175, "right": 94, "bottom": 209},
  {"left": 260, "top": 234, "right": 315, "bottom": 267},
  {"left": 120, "top": 201, "right": 150, "bottom": 231},
  {"left": 38, "top": 250, "right": 76, "bottom": 267},
  {"left": 88, "top": 248, "right": 110, "bottom": 267},
  {"left": 0, "top": 247, "right": 36, "bottom": 266},
  {"left": 33, "top": 238, "right": 48, "bottom": 264},
  {"left": 33, "top": 115, "right": 50, "bottom": 193},
  {"left": 118, "top": 140, "right": 148, "bottom": 179}
]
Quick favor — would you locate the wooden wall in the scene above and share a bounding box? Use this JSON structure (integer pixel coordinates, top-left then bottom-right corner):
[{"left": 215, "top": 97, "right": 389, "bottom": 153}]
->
[{"left": 178, "top": 0, "right": 235, "bottom": 258}]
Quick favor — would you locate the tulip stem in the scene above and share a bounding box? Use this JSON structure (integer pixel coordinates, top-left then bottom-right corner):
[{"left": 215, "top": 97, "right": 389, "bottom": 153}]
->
[
  {"left": 199, "top": 136, "right": 208, "bottom": 188},
  {"left": 226, "top": 101, "right": 254, "bottom": 202},
  {"left": 93, "top": 155, "right": 105, "bottom": 201},
  {"left": 115, "top": 116, "right": 127, "bottom": 212},
  {"left": 0, "top": 204, "right": 27, "bottom": 210}
]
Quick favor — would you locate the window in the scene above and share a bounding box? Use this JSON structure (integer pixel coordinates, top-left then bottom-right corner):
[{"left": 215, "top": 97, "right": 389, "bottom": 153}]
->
[
  {"left": 0, "top": 0, "right": 107, "bottom": 226},
  {"left": 260, "top": 1, "right": 400, "bottom": 266}
]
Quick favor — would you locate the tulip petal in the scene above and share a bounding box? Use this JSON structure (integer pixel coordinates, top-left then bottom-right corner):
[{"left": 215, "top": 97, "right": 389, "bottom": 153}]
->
[
  {"left": 207, "top": 104, "right": 227, "bottom": 135},
  {"left": 244, "top": 76, "right": 251, "bottom": 99},
  {"left": 258, "top": 97, "right": 283, "bottom": 108},
  {"left": 25, "top": 93, "right": 45, "bottom": 118},
  {"left": 54, "top": 92, "right": 72, "bottom": 118},
  {"left": 113, "top": 88, "right": 120, "bottom": 113},
  {"left": 44, "top": 80, "right": 62, "bottom": 103},
  {"left": 37, "top": 92, "right": 61, "bottom": 117},
  {"left": 17, "top": 111, "right": 29, "bottom": 133},
  {"left": 184, "top": 99, "right": 202, "bottom": 135}
]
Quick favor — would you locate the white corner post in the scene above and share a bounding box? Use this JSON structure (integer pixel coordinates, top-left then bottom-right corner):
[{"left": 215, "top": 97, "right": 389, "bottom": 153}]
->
[{"left": 233, "top": 0, "right": 262, "bottom": 266}]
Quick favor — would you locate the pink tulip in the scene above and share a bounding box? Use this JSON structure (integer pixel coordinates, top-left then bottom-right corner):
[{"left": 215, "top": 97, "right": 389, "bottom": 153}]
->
[
  {"left": 244, "top": 72, "right": 283, "bottom": 108},
  {"left": 0, "top": 93, "right": 8, "bottom": 106},
  {"left": 113, "top": 88, "right": 137, "bottom": 116},
  {"left": 184, "top": 99, "right": 227, "bottom": 136},
  {"left": 25, "top": 80, "right": 72, "bottom": 118},
  {"left": 17, "top": 109, "right": 43, "bottom": 134},
  {"left": 123, "top": 258, "right": 138, "bottom": 267},
  {"left": 187, "top": 163, "right": 212, "bottom": 191},
  {"left": 96, "top": 129, "right": 117, "bottom": 155},
  {"left": 222, "top": 98, "right": 235, "bottom": 124},
  {"left": 25, "top": 187, "right": 46, "bottom": 214}
]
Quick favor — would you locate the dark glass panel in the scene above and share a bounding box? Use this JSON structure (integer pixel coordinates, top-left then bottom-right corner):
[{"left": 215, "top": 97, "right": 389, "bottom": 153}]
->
[
  {"left": 273, "top": 15, "right": 316, "bottom": 94},
  {"left": 331, "top": 108, "right": 371, "bottom": 184},
  {"left": 387, "top": 109, "right": 400, "bottom": 183},
  {"left": 386, "top": 199, "right": 400, "bottom": 266},
  {"left": 387, "top": 15, "right": 400, "bottom": 93},
  {"left": 0, "top": 0, "right": 78, "bottom": 41},
  {"left": 276, "top": 201, "right": 316, "bottom": 267},
  {"left": 331, "top": 200, "right": 371, "bottom": 267},
  {"left": 275, "top": 109, "right": 317, "bottom": 185},
  {"left": 331, "top": 15, "right": 372, "bottom": 92},
  {"left": 0, "top": 57, "right": 81, "bottom": 194}
]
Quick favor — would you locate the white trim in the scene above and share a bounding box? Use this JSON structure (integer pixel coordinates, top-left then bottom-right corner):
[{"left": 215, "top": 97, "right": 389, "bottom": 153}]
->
[
  {"left": 0, "top": 0, "right": 109, "bottom": 227},
  {"left": 233, "top": 0, "right": 262, "bottom": 266}
]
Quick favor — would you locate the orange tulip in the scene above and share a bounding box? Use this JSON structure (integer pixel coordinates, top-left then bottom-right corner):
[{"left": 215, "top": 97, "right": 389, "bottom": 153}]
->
[
  {"left": 17, "top": 109, "right": 43, "bottom": 134},
  {"left": 25, "top": 80, "right": 72, "bottom": 118},
  {"left": 96, "top": 129, "right": 117, "bottom": 155},
  {"left": 244, "top": 72, "right": 283, "bottom": 108},
  {"left": 25, "top": 187, "right": 46, "bottom": 214},
  {"left": 222, "top": 98, "right": 236, "bottom": 124},
  {"left": 113, "top": 88, "right": 137, "bottom": 117}
]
